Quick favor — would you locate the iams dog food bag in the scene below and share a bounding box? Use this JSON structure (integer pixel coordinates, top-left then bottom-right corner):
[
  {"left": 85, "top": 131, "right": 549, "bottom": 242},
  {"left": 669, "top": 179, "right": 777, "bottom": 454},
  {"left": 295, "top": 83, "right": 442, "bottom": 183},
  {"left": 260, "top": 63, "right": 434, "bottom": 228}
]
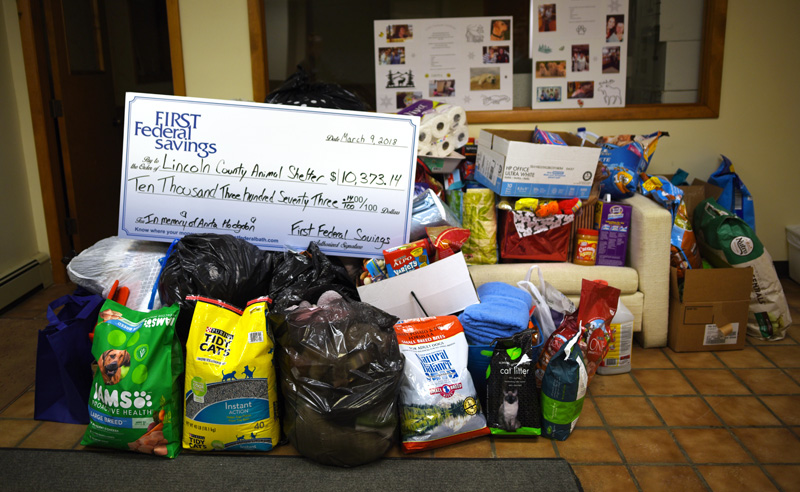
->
[
  {"left": 183, "top": 296, "right": 280, "bottom": 451},
  {"left": 80, "top": 301, "right": 182, "bottom": 458},
  {"left": 394, "top": 316, "right": 489, "bottom": 453}
]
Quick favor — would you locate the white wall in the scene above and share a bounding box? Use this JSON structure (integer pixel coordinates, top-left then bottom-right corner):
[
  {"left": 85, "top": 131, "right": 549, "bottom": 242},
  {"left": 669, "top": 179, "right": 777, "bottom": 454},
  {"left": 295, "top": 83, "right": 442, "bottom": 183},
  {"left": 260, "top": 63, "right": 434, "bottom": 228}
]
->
[
  {"left": 477, "top": 0, "right": 800, "bottom": 261},
  {"left": 179, "top": 0, "right": 253, "bottom": 101},
  {"left": 0, "top": 0, "right": 48, "bottom": 276},
  {"left": 5, "top": 0, "right": 799, "bottom": 264}
]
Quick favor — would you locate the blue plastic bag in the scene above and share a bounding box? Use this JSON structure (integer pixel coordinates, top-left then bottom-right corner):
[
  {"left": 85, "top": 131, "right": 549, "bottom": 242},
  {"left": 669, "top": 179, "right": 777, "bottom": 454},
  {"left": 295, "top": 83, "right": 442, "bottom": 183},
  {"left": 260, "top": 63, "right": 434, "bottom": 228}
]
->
[
  {"left": 34, "top": 287, "right": 104, "bottom": 424},
  {"left": 708, "top": 155, "right": 756, "bottom": 231}
]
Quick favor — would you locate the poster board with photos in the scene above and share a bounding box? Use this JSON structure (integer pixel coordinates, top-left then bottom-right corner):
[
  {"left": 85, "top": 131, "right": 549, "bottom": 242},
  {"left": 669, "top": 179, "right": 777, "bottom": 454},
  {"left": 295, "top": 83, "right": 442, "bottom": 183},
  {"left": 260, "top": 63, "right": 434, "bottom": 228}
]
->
[
  {"left": 531, "top": 1, "right": 628, "bottom": 109},
  {"left": 374, "top": 17, "right": 514, "bottom": 112}
]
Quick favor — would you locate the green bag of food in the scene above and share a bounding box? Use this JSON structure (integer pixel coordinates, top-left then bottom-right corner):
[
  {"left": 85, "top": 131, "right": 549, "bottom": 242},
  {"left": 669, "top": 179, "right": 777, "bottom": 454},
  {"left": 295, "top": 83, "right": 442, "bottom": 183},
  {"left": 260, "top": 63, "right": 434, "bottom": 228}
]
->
[
  {"left": 461, "top": 187, "right": 498, "bottom": 264},
  {"left": 693, "top": 197, "right": 792, "bottom": 340},
  {"left": 80, "top": 301, "right": 183, "bottom": 457}
]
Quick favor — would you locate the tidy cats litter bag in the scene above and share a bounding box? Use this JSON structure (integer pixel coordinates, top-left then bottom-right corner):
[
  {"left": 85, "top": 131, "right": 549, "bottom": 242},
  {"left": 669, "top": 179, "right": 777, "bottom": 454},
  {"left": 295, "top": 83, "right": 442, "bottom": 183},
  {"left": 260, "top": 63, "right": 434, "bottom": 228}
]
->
[{"left": 183, "top": 296, "right": 280, "bottom": 451}]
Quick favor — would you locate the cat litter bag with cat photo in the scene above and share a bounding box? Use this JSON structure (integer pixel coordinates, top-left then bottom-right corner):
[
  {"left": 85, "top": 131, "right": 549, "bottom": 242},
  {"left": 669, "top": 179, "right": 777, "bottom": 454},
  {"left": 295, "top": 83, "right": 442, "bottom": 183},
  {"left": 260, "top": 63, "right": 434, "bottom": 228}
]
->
[
  {"left": 394, "top": 316, "right": 490, "bottom": 453},
  {"left": 486, "top": 328, "right": 543, "bottom": 436},
  {"left": 182, "top": 296, "right": 280, "bottom": 452}
]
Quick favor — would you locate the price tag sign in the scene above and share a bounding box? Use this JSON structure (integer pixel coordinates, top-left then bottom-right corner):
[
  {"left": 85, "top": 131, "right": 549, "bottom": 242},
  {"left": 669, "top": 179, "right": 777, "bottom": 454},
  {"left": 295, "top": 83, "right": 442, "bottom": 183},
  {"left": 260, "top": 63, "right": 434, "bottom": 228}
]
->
[{"left": 118, "top": 93, "right": 419, "bottom": 258}]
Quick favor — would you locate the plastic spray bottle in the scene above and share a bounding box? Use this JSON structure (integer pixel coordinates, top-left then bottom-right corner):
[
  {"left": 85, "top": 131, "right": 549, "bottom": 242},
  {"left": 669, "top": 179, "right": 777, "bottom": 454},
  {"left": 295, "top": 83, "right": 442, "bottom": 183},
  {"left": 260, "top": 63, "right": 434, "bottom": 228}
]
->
[{"left": 597, "top": 297, "right": 634, "bottom": 375}]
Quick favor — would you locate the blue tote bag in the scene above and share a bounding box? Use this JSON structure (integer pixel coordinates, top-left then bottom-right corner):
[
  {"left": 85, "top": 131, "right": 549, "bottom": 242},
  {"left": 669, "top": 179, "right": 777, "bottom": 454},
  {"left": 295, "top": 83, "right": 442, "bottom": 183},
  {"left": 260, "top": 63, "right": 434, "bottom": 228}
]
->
[{"left": 34, "top": 287, "right": 104, "bottom": 424}]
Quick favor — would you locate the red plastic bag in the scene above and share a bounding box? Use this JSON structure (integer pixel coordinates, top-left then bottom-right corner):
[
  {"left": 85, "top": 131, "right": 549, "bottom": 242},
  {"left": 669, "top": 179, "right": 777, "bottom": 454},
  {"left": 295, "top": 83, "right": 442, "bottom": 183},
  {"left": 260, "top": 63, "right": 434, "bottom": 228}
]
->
[{"left": 497, "top": 210, "right": 571, "bottom": 262}]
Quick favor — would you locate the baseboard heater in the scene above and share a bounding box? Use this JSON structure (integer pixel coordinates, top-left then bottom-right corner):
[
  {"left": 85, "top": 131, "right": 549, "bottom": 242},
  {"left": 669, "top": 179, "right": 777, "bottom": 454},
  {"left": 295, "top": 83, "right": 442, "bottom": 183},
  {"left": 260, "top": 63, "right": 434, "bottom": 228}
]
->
[{"left": 0, "top": 253, "right": 53, "bottom": 311}]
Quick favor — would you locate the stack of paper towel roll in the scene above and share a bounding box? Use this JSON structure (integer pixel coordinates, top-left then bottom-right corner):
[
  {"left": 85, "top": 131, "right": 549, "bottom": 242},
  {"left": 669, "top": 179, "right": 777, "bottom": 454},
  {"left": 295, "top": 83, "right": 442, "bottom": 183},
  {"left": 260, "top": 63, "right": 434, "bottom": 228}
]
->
[{"left": 400, "top": 101, "right": 469, "bottom": 157}]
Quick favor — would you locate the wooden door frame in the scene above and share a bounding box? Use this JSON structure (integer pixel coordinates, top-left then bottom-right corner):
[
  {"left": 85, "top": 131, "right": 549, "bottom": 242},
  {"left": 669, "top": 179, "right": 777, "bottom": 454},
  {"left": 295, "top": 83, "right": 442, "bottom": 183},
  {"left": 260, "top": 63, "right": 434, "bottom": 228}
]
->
[
  {"left": 18, "top": 0, "right": 269, "bottom": 283},
  {"left": 17, "top": 0, "right": 71, "bottom": 283},
  {"left": 165, "top": 0, "right": 269, "bottom": 99}
]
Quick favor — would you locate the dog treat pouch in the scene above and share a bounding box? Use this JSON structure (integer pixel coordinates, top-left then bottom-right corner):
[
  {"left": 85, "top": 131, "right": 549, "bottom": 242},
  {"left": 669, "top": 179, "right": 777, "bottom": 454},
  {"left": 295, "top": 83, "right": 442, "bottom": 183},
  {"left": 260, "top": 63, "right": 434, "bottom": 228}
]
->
[
  {"left": 80, "top": 301, "right": 182, "bottom": 458},
  {"left": 394, "top": 316, "right": 489, "bottom": 453},
  {"left": 541, "top": 330, "right": 587, "bottom": 441},
  {"left": 487, "top": 329, "right": 541, "bottom": 436},
  {"left": 183, "top": 296, "right": 280, "bottom": 451}
]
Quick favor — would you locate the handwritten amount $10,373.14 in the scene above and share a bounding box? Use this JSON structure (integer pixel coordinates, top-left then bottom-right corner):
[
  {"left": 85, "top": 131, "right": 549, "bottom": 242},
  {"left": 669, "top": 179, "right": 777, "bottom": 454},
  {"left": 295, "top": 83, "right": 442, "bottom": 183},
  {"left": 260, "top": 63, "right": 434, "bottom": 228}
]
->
[{"left": 330, "top": 170, "right": 403, "bottom": 189}]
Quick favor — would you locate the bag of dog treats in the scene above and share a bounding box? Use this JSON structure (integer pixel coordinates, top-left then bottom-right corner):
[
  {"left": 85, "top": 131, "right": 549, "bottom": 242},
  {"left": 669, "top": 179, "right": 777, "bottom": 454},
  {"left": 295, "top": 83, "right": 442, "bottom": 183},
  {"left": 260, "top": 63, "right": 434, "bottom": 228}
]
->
[
  {"left": 394, "top": 316, "right": 489, "bottom": 453},
  {"left": 535, "top": 279, "right": 619, "bottom": 387},
  {"left": 639, "top": 174, "right": 702, "bottom": 277},
  {"left": 80, "top": 301, "right": 182, "bottom": 458},
  {"left": 595, "top": 131, "right": 668, "bottom": 200},
  {"left": 183, "top": 296, "right": 280, "bottom": 451},
  {"left": 541, "top": 330, "right": 587, "bottom": 441},
  {"left": 486, "top": 329, "right": 542, "bottom": 436}
]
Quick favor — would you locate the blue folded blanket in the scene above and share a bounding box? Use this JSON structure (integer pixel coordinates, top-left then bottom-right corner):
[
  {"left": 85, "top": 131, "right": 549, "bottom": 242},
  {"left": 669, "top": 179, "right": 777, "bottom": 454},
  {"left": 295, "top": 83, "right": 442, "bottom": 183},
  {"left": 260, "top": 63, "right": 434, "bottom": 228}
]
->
[
  {"left": 459, "top": 284, "right": 532, "bottom": 345},
  {"left": 476, "top": 282, "right": 533, "bottom": 309}
]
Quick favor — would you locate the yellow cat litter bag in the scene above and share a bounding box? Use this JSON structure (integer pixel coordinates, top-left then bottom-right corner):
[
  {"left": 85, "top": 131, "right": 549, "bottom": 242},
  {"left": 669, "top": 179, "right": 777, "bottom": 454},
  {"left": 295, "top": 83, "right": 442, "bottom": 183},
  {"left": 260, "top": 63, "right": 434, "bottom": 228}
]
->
[{"left": 183, "top": 296, "right": 280, "bottom": 451}]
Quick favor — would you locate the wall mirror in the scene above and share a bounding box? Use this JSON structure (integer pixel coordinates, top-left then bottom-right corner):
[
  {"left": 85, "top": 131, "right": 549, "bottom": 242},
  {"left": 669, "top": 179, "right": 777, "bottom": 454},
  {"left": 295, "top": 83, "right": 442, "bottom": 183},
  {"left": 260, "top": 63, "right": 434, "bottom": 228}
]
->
[{"left": 243, "top": 0, "right": 726, "bottom": 122}]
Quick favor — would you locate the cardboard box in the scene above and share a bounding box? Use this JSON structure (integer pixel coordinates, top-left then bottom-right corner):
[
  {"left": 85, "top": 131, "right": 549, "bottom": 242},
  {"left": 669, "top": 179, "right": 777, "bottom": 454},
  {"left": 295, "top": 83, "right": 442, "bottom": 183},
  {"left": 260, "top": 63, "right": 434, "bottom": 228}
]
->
[
  {"left": 418, "top": 152, "right": 464, "bottom": 174},
  {"left": 357, "top": 252, "right": 479, "bottom": 320},
  {"left": 475, "top": 129, "right": 601, "bottom": 198},
  {"left": 662, "top": 176, "right": 723, "bottom": 221},
  {"left": 668, "top": 266, "right": 753, "bottom": 352},
  {"left": 594, "top": 201, "right": 632, "bottom": 266}
]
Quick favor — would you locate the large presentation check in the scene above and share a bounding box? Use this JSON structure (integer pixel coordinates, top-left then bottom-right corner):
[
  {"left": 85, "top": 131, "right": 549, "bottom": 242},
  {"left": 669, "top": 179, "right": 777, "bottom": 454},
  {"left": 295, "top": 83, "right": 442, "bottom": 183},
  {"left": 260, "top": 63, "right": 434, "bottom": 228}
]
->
[{"left": 118, "top": 93, "right": 420, "bottom": 258}]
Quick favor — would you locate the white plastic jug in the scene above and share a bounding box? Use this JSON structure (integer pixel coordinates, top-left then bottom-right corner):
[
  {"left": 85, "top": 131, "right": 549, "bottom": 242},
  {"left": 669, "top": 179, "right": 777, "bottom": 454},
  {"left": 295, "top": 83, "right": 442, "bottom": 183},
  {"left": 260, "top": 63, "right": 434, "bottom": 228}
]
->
[{"left": 597, "top": 298, "right": 634, "bottom": 375}]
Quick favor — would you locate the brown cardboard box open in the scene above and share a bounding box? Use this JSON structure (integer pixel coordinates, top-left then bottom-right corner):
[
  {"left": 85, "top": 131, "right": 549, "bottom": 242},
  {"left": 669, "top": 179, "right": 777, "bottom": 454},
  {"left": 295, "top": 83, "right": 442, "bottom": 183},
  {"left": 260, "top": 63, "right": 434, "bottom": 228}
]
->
[
  {"left": 663, "top": 176, "right": 723, "bottom": 221},
  {"left": 668, "top": 266, "right": 753, "bottom": 352}
]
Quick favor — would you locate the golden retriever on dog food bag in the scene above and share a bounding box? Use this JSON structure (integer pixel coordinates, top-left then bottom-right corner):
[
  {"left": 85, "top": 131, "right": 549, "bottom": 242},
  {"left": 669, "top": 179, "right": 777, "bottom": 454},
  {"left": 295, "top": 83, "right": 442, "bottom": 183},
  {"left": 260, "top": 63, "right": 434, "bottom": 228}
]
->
[{"left": 81, "top": 300, "right": 183, "bottom": 458}]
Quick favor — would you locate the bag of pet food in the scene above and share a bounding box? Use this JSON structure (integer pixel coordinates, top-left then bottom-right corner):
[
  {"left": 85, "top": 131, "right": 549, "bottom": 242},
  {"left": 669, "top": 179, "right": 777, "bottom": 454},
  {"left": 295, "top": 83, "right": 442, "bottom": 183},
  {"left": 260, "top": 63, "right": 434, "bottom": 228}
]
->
[
  {"left": 486, "top": 329, "right": 542, "bottom": 436},
  {"left": 535, "top": 279, "right": 619, "bottom": 386},
  {"left": 183, "top": 296, "right": 280, "bottom": 451},
  {"left": 639, "top": 174, "right": 702, "bottom": 277},
  {"left": 80, "top": 301, "right": 182, "bottom": 458},
  {"left": 395, "top": 316, "right": 490, "bottom": 453},
  {"left": 541, "top": 330, "right": 587, "bottom": 441},
  {"left": 593, "top": 131, "right": 668, "bottom": 200},
  {"left": 693, "top": 198, "right": 793, "bottom": 340}
]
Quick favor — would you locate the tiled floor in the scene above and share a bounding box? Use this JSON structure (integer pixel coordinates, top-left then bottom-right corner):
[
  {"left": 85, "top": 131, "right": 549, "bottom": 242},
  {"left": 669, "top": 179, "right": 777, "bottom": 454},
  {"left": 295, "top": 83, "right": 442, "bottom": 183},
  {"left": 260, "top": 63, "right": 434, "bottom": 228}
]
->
[{"left": 2, "top": 279, "right": 800, "bottom": 491}]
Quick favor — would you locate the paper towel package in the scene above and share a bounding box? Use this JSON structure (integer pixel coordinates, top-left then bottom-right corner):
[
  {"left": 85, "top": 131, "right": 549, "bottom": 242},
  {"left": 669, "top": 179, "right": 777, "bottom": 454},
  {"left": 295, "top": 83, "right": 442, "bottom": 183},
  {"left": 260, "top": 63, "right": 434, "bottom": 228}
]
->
[
  {"left": 400, "top": 100, "right": 469, "bottom": 157},
  {"left": 475, "top": 129, "right": 601, "bottom": 198}
]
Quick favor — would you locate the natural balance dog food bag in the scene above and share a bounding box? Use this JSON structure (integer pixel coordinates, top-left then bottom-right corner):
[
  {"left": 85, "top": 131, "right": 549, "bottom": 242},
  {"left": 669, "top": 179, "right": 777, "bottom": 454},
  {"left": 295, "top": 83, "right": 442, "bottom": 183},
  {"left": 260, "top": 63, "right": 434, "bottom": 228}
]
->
[
  {"left": 183, "top": 296, "right": 280, "bottom": 451},
  {"left": 80, "top": 301, "right": 182, "bottom": 458},
  {"left": 394, "top": 316, "right": 489, "bottom": 453}
]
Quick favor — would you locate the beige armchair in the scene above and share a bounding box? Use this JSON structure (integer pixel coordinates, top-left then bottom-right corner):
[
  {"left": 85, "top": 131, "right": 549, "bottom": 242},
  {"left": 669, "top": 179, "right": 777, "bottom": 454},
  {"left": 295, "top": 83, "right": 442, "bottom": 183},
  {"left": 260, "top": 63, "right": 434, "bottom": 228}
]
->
[{"left": 468, "top": 193, "right": 672, "bottom": 348}]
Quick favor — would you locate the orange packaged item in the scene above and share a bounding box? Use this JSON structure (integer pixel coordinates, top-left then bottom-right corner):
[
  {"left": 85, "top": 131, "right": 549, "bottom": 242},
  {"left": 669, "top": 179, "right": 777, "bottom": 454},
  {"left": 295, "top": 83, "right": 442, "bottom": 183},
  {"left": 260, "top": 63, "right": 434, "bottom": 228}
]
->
[
  {"left": 535, "top": 200, "right": 560, "bottom": 218},
  {"left": 574, "top": 228, "right": 599, "bottom": 266},
  {"left": 383, "top": 239, "right": 431, "bottom": 277}
]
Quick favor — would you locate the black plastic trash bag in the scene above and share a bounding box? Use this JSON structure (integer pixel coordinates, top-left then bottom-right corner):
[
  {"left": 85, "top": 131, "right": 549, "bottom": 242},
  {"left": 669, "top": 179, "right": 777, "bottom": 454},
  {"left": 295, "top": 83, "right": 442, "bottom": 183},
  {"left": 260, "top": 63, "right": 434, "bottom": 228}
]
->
[
  {"left": 158, "top": 234, "right": 276, "bottom": 345},
  {"left": 264, "top": 65, "right": 370, "bottom": 111},
  {"left": 269, "top": 242, "right": 360, "bottom": 314},
  {"left": 270, "top": 294, "right": 404, "bottom": 467}
]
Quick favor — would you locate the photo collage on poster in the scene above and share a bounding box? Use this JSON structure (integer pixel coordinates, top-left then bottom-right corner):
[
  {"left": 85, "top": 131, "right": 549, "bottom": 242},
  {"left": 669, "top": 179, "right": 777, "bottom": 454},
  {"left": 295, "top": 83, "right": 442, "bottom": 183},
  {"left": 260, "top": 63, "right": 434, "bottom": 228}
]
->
[
  {"left": 374, "top": 17, "right": 514, "bottom": 113},
  {"left": 531, "top": 1, "right": 628, "bottom": 109}
]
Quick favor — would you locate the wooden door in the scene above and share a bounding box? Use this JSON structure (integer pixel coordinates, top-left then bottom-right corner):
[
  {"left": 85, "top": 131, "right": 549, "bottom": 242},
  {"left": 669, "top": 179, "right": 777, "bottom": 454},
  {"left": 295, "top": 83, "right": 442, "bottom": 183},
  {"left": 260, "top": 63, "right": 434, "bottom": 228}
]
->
[{"left": 44, "top": 0, "right": 121, "bottom": 253}]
